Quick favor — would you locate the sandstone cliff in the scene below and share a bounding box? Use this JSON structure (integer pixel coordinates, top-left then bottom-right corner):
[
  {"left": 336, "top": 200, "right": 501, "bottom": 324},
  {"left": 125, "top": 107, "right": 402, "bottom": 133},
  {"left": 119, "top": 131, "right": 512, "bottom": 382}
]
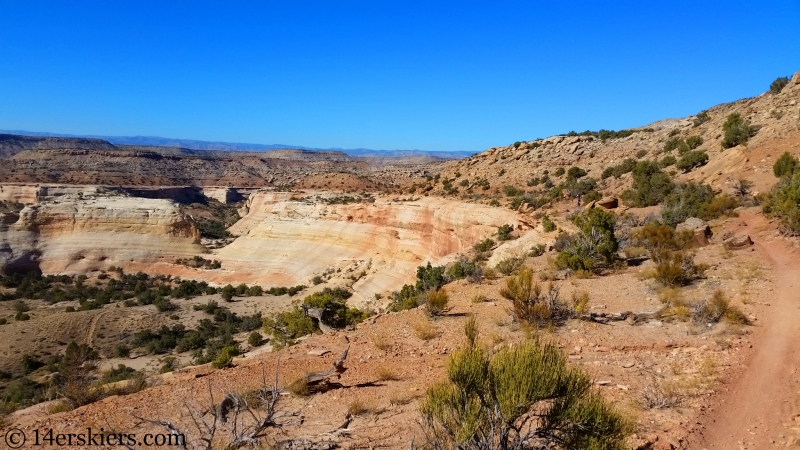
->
[{"left": 0, "top": 191, "right": 203, "bottom": 274}]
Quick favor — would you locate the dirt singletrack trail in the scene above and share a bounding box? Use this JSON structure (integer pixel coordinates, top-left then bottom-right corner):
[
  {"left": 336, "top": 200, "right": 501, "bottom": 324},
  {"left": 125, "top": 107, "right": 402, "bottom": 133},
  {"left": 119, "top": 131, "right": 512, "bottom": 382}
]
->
[{"left": 694, "top": 215, "right": 800, "bottom": 449}]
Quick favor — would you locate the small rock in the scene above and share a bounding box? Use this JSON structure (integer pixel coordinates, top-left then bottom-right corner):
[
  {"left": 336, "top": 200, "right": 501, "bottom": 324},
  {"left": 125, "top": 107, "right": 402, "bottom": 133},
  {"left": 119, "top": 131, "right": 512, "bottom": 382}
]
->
[
  {"left": 596, "top": 380, "right": 611, "bottom": 386},
  {"left": 621, "top": 361, "right": 635, "bottom": 368},
  {"left": 307, "top": 349, "right": 330, "bottom": 357},
  {"left": 724, "top": 233, "right": 754, "bottom": 250},
  {"left": 616, "top": 384, "right": 629, "bottom": 391}
]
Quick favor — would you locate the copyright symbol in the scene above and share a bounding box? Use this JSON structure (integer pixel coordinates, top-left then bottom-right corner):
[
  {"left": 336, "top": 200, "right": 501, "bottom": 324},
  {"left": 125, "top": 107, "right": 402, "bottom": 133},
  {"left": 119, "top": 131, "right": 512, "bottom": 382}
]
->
[{"left": 4, "top": 428, "right": 26, "bottom": 448}]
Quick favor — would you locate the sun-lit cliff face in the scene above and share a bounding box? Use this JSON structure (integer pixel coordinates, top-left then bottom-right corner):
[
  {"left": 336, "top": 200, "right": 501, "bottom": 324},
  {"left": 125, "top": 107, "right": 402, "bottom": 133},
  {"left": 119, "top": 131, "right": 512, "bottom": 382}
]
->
[
  {"left": 211, "top": 191, "right": 534, "bottom": 305},
  {"left": 0, "top": 190, "right": 203, "bottom": 274}
]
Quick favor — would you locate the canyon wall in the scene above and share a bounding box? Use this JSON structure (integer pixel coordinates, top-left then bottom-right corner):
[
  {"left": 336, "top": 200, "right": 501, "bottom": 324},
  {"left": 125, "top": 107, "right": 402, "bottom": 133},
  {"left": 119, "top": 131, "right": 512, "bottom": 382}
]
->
[
  {"left": 0, "top": 190, "right": 203, "bottom": 274},
  {"left": 212, "top": 191, "right": 534, "bottom": 304}
]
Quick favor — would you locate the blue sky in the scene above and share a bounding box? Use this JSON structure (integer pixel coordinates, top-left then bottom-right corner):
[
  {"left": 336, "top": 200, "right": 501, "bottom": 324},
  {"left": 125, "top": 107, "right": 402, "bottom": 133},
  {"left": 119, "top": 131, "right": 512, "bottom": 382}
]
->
[{"left": 0, "top": 1, "right": 798, "bottom": 152}]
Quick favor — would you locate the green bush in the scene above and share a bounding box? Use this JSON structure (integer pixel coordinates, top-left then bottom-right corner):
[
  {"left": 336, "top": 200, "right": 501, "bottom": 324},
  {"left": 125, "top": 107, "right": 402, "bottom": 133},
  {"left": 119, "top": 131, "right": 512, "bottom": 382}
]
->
[
  {"left": 661, "top": 182, "right": 737, "bottom": 227},
  {"left": 676, "top": 150, "right": 709, "bottom": 172},
  {"left": 652, "top": 250, "right": 707, "bottom": 287},
  {"left": 473, "top": 238, "right": 495, "bottom": 252},
  {"left": 553, "top": 167, "right": 566, "bottom": 177},
  {"left": 247, "top": 331, "right": 264, "bottom": 347},
  {"left": 541, "top": 215, "right": 556, "bottom": 232},
  {"left": 503, "top": 185, "right": 524, "bottom": 197},
  {"left": 773, "top": 152, "right": 799, "bottom": 178},
  {"left": 497, "top": 224, "right": 515, "bottom": 241},
  {"left": 211, "top": 346, "right": 237, "bottom": 369},
  {"left": 770, "top": 76, "right": 790, "bottom": 94},
  {"left": 722, "top": 113, "right": 757, "bottom": 148},
  {"left": 566, "top": 166, "right": 587, "bottom": 180},
  {"left": 421, "top": 324, "right": 628, "bottom": 449},
  {"left": 621, "top": 161, "right": 675, "bottom": 207},
  {"left": 501, "top": 268, "right": 570, "bottom": 326},
  {"left": 555, "top": 208, "right": 618, "bottom": 272},
  {"left": 763, "top": 171, "right": 800, "bottom": 235},
  {"left": 529, "top": 243, "right": 546, "bottom": 257},
  {"left": 660, "top": 155, "right": 677, "bottom": 168},
  {"left": 693, "top": 110, "right": 710, "bottom": 127},
  {"left": 495, "top": 256, "right": 524, "bottom": 276},
  {"left": 685, "top": 135, "right": 704, "bottom": 150}
]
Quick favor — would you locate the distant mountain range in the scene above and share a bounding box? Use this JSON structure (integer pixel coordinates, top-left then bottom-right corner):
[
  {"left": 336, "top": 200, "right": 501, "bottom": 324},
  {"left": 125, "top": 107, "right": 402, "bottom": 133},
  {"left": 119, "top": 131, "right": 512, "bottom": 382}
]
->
[{"left": 0, "top": 129, "right": 475, "bottom": 159}]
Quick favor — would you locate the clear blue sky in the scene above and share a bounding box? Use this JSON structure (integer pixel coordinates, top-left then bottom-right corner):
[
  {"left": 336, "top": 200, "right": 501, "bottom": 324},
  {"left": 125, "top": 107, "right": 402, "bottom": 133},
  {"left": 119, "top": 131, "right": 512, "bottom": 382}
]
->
[{"left": 0, "top": 1, "right": 798, "bottom": 152}]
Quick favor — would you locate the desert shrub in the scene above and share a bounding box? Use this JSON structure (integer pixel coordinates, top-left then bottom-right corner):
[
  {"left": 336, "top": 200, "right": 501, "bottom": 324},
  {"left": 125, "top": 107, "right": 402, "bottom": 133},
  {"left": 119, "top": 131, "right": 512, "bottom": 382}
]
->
[
  {"left": 302, "top": 287, "right": 366, "bottom": 329},
  {"left": 211, "top": 346, "right": 237, "bottom": 369},
  {"left": 503, "top": 185, "right": 524, "bottom": 197},
  {"left": 424, "top": 289, "right": 450, "bottom": 317},
  {"left": 160, "top": 357, "right": 177, "bottom": 374},
  {"left": 693, "top": 290, "right": 750, "bottom": 325},
  {"left": 389, "top": 284, "right": 420, "bottom": 312},
  {"left": 500, "top": 268, "right": 570, "bottom": 326},
  {"left": 660, "top": 155, "right": 677, "bottom": 168},
  {"left": 114, "top": 344, "right": 130, "bottom": 358},
  {"left": 661, "top": 182, "right": 737, "bottom": 227},
  {"left": 652, "top": 250, "right": 707, "bottom": 287},
  {"left": 101, "top": 364, "right": 137, "bottom": 384},
  {"left": 416, "top": 263, "right": 446, "bottom": 292},
  {"left": 495, "top": 256, "right": 525, "bottom": 276},
  {"left": 630, "top": 223, "right": 691, "bottom": 253},
  {"left": 421, "top": 325, "right": 628, "bottom": 449},
  {"left": 773, "top": 152, "right": 799, "bottom": 178},
  {"left": 263, "top": 308, "right": 316, "bottom": 349},
  {"left": 555, "top": 208, "right": 618, "bottom": 272},
  {"left": 722, "top": 113, "right": 757, "bottom": 148},
  {"left": 497, "top": 224, "right": 515, "bottom": 241},
  {"left": 602, "top": 158, "right": 638, "bottom": 180},
  {"left": 2, "top": 377, "right": 48, "bottom": 410},
  {"left": 685, "top": 135, "right": 704, "bottom": 149},
  {"left": 762, "top": 170, "right": 800, "bottom": 235},
  {"left": 693, "top": 110, "right": 710, "bottom": 127},
  {"left": 446, "top": 257, "right": 478, "bottom": 281},
  {"left": 21, "top": 354, "right": 44, "bottom": 374},
  {"left": 553, "top": 167, "right": 565, "bottom": 177},
  {"left": 571, "top": 290, "right": 590, "bottom": 314},
  {"left": 247, "top": 331, "right": 264, "bottom": 347},
  {"left": 636, "top": 149, "right": 648, "bottom": 158},
  {"left": 541, "top": 215, "right": 556, "bottom": 232},
  {"left": 770, "top": 76, "right": 790, "bottom": 94},
  {"left": 566, "top": 166, "right": 587, "bottom": 181},
  {"left": 621, "top": 160, "right": 675, "bottom": 207},
  {"left": 663, "top": 137, "right": 687, "bottom": 153},
  {"left": 676, "top": 150, "right": 708, "bottom": 172},
  {"left": 529, "top": 244, "right": 546, "bottom": 257},
  {"left": 473, "top": 238, "right": 495, "bottom": 252}
]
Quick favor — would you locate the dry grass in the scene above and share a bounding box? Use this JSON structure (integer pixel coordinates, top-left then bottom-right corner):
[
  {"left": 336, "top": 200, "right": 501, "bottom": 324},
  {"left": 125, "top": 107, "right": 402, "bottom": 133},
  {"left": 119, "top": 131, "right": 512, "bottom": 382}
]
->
[
  {"left": 372, "top": 334, "right": 391, "bottom": 351},
  {"left": 375, "top": 365, "right": 401, "bottom": 381},
  {"left": 658, "top": 287, "right": 683, "bottom": 305},
  {"left": 286, "top": 377, "right": 309, "bottom": 397},
  {"left": 471, "top": 294, "right": 488, "bottom": 303},
  {"left": 411, "top": 318, "right": 439, "bottom": 341},
  {"left": 348, "top": 399, "right": 380, "bottom": 417},
  {"left": 637, "top": 267, "right": 657, "bottom": 280}
]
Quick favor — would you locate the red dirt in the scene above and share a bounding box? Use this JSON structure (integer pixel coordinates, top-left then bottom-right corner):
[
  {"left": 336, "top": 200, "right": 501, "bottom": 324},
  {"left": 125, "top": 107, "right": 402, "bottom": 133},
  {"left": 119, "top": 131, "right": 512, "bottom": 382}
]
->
[{"left": 690, "top": 213, "right": 800, "bottom": 449}]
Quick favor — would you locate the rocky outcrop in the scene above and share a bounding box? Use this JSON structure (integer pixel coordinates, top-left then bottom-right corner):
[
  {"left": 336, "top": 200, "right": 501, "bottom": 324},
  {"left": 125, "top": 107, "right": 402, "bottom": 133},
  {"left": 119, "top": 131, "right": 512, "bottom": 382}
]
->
[
  {"left": 723, "top": 233, "right": 753, "bottom": 250},
  {"left": 676, "top": 218, "right": 712, "bottom": 247},
  {"left": 0, "top": 192, "right": 203, "bottom": 274}
]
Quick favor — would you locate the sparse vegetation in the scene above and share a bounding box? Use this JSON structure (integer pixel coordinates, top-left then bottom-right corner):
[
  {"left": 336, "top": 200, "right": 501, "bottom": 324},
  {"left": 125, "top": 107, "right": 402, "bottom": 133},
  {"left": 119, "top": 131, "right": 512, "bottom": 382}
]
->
[
  {"left": 763, "top": 152, "right": 800, "bottom": 235},
  {"left": 770, "top": 76, "right": 790, "bottom": 94},
  {"left": 175, "top": 256, "right": 221, "bottom": 269},
  {"left": 421, "top": 320, "right": 628, "bottom": 449},
  {"left": 676, "top": 150, "right": 709, "bottom": 172},
  {"left": 661, "top": 182, "right": 738, "bottom": 227},
  {"left": 500, "top": 268, "right": 570, "bottom": 326},
  {"left": 721, "top": 113, "right": 757, "bottom": 148},
  {"left": 554, "top": 208, "right": 618, "bottom": 272},
  {"left": 541, "top": 214, "right": 556, "bottom": 232},
  {"left": 621, "top": 160, "right": 674, "bottom": 207}
]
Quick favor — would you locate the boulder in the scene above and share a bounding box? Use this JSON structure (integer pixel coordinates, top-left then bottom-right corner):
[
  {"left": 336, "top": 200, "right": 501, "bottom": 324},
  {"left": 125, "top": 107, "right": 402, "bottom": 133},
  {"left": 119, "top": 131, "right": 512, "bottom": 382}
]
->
[
  {"left": 723, "top": 233, "right": 753, "bottom": 250},
  {"left": 596, "top": 197, "right": 618, "bottom": 209},
  {"left": 676, "top": 217, "right": 712, "bottom": 247}
]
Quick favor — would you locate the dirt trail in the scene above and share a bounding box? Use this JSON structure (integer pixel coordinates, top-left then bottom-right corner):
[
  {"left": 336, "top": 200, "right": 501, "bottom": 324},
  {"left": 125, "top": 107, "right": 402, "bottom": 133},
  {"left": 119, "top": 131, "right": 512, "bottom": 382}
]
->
[
  {"left": 694, "top": 215, "right": 800, "bottom": 449},
  {"left": 84, "top": 310, "right": 106, "bottom": 347}
]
